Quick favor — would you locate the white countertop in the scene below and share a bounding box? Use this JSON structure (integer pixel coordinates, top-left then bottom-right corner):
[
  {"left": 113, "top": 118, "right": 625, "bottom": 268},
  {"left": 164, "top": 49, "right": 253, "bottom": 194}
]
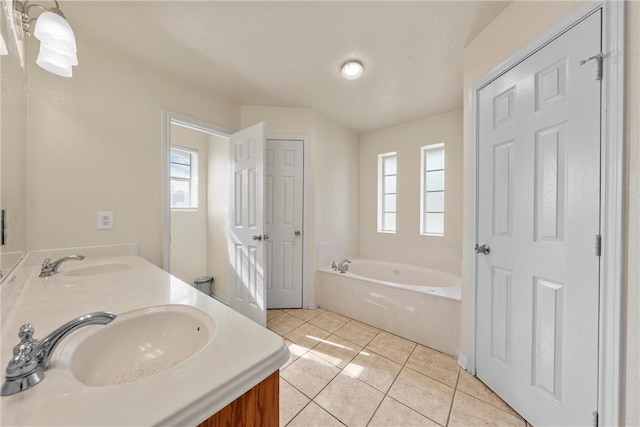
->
[{"left": 0, "top": 251, "right": 289, "bottom": 426}]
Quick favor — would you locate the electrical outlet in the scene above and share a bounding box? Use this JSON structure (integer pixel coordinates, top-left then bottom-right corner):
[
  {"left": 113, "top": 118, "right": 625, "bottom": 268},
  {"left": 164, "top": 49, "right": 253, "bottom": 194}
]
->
[{"left": 97, "top": 211, "right": 114, "bottom": 230}]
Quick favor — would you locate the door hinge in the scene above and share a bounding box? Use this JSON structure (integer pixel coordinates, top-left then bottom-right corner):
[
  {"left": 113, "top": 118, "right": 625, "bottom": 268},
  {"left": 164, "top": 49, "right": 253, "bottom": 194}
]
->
[
  {"left": 595, "top": 234, "right": 602, "bottom": 257},
  {"left": 580, "top": 52, "right": 604, "bottom": 81},
  {"left": 592, "top": 410, "right": 598, "bottom": 427}
]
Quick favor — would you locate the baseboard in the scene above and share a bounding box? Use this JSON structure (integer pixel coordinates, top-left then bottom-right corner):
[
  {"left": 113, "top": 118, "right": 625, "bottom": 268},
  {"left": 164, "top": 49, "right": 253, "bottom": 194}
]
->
[{"left": 457, "top": 354, "right": 468, "bottom": 372}]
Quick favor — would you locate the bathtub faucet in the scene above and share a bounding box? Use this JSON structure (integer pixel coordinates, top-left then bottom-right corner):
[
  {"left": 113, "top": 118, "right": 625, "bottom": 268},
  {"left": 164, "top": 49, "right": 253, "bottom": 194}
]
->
[{"left": 334, "top": 259, "right": 351, "bottom": 274}]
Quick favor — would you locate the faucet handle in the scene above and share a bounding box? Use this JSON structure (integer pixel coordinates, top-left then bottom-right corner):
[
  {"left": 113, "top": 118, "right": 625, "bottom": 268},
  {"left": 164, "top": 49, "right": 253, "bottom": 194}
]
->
[
  {"left": 18, "top": 324, "right": 35, "bottom": 343},
  {"left": 331, "top": 260, "right": 337, "bottom": 269},
  {"left": 6, "top": 324, "right": 38, "bottom": 377}
]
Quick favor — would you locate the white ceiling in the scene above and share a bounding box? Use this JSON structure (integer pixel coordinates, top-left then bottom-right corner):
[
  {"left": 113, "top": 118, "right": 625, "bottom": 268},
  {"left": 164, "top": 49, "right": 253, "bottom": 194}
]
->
[{"left": 63, "top": 1, "right": 510, "bottom": 133}]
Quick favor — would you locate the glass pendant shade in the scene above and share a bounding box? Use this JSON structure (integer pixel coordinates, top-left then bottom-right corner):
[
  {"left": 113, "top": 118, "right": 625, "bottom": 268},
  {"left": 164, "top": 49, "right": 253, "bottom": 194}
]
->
[
  {"left": 33, "top": 11, "right": 77, "bottom": 53},
  {"left": 40, "top": 42, "right": 78, "bottom": 65},
  {"left": 36, "top": 56, "right": 72, "bottom": 77},
  {"left": 36, "top": 45, "right": 73, "bottom": 78}
]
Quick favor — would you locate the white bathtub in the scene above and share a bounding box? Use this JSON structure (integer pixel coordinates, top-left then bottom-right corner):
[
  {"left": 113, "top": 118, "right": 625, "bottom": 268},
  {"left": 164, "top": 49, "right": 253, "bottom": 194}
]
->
[{"left": 317, "top": 259, "right": 461, "bottom": 356}]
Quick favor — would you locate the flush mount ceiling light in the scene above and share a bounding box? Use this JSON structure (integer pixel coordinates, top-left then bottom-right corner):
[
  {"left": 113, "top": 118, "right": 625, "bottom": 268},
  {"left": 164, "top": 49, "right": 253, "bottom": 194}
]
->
[
  {"left": 341, "top": 59, "right": 364, "bottom": 80},
  {"left": 13, "top": 0, "right": 78, "bottom": 77}
]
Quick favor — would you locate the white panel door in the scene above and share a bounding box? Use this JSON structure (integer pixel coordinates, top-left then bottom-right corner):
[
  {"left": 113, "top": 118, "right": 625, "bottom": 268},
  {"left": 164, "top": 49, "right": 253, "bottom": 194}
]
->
[
  {"left": 265, "top": 139, "right": 304, "bottom": 309},
  {"left": 228, "top": 122, "right": 266, "bottom": 326},
  {"left": 476, "top": 11, "right": 601, "bottom": 426}
]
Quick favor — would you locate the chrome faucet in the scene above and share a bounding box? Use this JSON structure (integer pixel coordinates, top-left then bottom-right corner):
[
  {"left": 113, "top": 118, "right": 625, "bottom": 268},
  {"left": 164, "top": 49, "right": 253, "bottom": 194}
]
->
[
  {"left": 333, "top": 259, "right": 351, "bottom": 274},
  {"left": 39, "top": 254, "right": 85, "bottom": 277},
  {"left": 1, "top": 311, "right": 117, "bottom": 396}
]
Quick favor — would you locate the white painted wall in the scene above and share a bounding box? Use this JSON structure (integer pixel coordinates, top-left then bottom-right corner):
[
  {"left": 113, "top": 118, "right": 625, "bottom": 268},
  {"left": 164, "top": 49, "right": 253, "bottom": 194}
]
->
[
  {"left": 314, "top": 113, "right": 360, "bottom": 269},
  {"left": 26, "top": 38, "right": 240, "bottom": 266},
  {"left": 169, "top": 124, "right": 209, "bottom": 285},
  {"left": 241, "top": 106, "right": 359, "bottom": 306},
  {"left": 0, "top": 6, "right": 27, "bottom": 276},
  {"left": 358, "top": 109, "right": 463, "bottom": 274},
  {"left": 463, "top": 2, "right": 639, "bottom": 424},
  {"left": 206, "top": 133, "right": 230, "bottom": 299}
]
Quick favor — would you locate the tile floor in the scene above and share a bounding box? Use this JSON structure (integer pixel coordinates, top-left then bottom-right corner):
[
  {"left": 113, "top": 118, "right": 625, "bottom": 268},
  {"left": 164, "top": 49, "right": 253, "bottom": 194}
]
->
[{"left": 268, "top": 308, "right": 529, "bottom": 427}]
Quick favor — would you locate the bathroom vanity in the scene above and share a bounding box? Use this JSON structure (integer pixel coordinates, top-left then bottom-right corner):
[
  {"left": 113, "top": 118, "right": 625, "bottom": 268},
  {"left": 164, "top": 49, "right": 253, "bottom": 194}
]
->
[{"left": 0, "top": 246, "right": 288, "bottom": 426}]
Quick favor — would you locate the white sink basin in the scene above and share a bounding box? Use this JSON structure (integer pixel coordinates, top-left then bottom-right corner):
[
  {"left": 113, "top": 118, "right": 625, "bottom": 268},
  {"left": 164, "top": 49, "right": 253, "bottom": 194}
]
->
[
  {"left": 64, "top": 262, "right": 130, "bottom": 276},
  {"left": 64, "top": 305, "right": 215, "bottom": 386}
]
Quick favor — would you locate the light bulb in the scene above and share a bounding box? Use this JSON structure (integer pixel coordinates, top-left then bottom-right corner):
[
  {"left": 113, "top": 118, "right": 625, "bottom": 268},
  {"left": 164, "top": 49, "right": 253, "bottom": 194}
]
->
[{"left": 341, "top": 60, "right": 364, "bottom": 80}]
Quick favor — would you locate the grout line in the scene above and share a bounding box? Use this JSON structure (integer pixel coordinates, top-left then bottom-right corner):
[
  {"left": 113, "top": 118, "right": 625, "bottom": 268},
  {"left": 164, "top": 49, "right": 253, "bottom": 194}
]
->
[
  {"left": 280, "top": 377, "right": 311, "bottom": 427},
  {"left": 276, "top": 309, "right": 492, "bottom": 427},
  {"left": 445, "top": 368, "right": 461, "bottom": 426}
]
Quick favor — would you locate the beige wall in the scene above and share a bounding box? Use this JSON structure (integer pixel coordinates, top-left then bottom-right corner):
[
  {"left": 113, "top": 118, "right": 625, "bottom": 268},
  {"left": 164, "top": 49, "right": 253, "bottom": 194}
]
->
[
  {"left": 169, "top": 124, "right": 209, "bottom": 285},
  {"left": 241, "top": 106, "right": 359, "bottom": 306},
  {"left": 207, "top": 134, "right": 230, "bottom": 299},
  {"left": 359, "top": 109, "right": 463, "bottom": 274},
  {"left": 0, "top": 3, "right": 27, "bottom": 277},
  {"left": 314, "top": 113, "right": 360, "bottom": 267},
  {"left": 463, "top": 2, "right": 639, "bottom": 424},
  {"left": 26, "top": 38, "right": 240, "bottom": 266}
]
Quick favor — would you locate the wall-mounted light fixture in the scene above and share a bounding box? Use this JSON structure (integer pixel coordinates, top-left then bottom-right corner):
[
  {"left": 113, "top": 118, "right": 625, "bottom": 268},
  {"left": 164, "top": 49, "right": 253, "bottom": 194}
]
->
[{"left": 13, "top": 0, "right": 77, "bottom": 77}]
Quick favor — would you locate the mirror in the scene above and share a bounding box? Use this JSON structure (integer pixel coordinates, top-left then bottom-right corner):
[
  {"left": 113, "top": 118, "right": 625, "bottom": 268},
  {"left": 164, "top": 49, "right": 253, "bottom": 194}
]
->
[{"left": 0, "top": 3, "right": 28, "bottom": 281}]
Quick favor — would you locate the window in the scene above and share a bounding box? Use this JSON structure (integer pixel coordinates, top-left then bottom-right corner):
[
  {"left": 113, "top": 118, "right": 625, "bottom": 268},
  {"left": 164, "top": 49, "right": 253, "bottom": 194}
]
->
[
  {"left": 421, "top": 143, "right": 445, "bottom": 236},
  {"left": 170, "top": 146, "right": 198, "bottom": 209},
  {"left": 378, "top": 152, "right": 397, "bottom": 233}
]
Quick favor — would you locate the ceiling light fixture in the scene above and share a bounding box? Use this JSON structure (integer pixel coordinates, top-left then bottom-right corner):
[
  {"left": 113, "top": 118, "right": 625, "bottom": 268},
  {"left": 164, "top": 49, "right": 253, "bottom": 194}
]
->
[
  {"left": 341, "top": 59, "right": 364, "bottom": 80},
  {"left": 13, "top": 1, "right": 78, "bottom": 77}
]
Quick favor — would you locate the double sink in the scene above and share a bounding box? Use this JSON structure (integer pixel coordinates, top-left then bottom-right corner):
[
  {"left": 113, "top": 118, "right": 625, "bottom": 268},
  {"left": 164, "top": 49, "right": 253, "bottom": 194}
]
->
[{"left": 0, "top": 253, "right": 288, "bottom": 426}]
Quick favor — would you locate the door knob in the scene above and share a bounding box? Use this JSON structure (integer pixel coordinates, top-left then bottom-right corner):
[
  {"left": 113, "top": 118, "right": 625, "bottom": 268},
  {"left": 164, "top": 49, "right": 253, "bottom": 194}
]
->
[
  {"left": 474, "top": 244, "right": 491, "bottom": 254},
  {"left": 294, "top": 230, "right": 301, "bottom": 237},
  {"left": 252, "top": 234, "right": 263, "bottom": 241}
]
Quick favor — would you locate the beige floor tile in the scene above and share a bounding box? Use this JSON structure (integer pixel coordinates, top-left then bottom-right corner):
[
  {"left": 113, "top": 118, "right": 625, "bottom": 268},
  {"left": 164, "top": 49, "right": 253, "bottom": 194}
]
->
[
  {"left": 287, "top": 402, "right": 343, "bottom": 427},
  {"left": 457, "top": 370, "right": 520, "bottom": 416},
  {"left": 315, "top": 372, "right": 384, "bottom": 427},
  {"left": 309, "top": 310, "right": 350, "bottom": 333},
  {"left": 282, "top": 339, "right": 308, "bottom": 369},
  {"left": 343, "top": 349, "right": 402, "bottom": 393},
  {"left": 288, "top": 308, "right": 325, "bottom": 322},
  {"left": 334, "top": 319, "right": 380, "bottom": 347},
  {"left": 309, "top": 334, "right": 362, "bottom": 369},
  {"left": 369, "top": 396, "right": 440, "bottom": 427},
  {"left": 267, "top": 313, "right": 306, "bottom": 336},
  {"left": 280, "top": 352, "right": 340, "bottom": 399},
  {"left": 267, "top": 309, "right": 286, "bottom": 321},
  {"left": 388, "top": 367, "right": 454, "bottom": 425},
  {"left": 366, "top": 331, "right": 417, "bottom": 364},
  {"left": 449, "top": 391, "right": 525, "bottom": 427},
  {"left": 405, "top": 344, "right": 460, "bottom": 387},
  {"left": 285, "top": 323, "right": 331, "bottom": 350},
  {"left": 280, "top": 379, "right": 310, "bottom": 427}
]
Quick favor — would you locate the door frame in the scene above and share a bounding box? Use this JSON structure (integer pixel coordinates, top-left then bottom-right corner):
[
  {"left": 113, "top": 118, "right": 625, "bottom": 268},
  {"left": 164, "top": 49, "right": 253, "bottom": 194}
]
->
[
  {"left": 160, "top": 113, "right": 312, "bottom": 309},
  {"left": 465, "top": 2, "right": 625, "bottom": 426},
  {"left": 160, "top": 109, "right": 235, "bottom": 274},
  {"left": 266, "top": 134, "right": 311, "bottom": 309}
]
